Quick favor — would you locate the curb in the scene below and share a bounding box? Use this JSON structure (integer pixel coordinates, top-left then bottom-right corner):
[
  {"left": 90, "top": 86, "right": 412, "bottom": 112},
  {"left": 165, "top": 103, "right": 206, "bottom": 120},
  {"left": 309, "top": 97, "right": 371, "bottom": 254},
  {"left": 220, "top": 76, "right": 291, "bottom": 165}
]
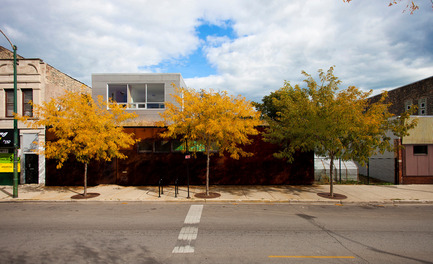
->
[{"left": 2, "top": 198, "right": 433, "bottom": 205}]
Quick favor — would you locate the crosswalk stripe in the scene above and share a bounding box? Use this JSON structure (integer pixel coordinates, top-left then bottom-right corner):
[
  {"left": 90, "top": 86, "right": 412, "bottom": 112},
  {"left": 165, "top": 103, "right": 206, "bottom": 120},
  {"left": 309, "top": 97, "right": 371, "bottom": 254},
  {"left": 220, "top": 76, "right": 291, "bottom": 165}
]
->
[{"left": 172, "top": 205, "right": 203, "bottom": 254}]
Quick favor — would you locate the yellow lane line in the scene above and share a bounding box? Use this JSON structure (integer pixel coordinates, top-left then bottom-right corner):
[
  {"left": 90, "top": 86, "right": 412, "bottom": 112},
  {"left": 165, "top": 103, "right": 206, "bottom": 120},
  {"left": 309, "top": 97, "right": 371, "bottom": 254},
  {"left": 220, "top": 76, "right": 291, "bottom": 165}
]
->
[{"left": 269, "top": 256, "right": 355, "bottom": 259}]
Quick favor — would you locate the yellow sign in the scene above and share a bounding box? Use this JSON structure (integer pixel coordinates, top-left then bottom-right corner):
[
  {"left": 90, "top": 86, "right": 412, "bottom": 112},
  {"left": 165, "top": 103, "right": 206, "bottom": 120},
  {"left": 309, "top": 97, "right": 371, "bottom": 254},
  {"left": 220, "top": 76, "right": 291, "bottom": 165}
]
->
[
  {"left": 0, "top": 154, "right": 21, "bottom": 172},
  {"left": 0, "top": 163, "right": 20, "bottom": 173}
]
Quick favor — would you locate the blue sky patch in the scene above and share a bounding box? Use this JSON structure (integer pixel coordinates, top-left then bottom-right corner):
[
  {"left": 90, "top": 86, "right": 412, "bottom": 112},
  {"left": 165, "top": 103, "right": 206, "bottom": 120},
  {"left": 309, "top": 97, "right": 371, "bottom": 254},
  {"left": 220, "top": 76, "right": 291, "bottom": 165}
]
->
[
  {"left": 149, "top": 19, "right": 236, "bottom": 78},
  {"left": 196, "top": 19, "right": 236, "bottom": 40}
]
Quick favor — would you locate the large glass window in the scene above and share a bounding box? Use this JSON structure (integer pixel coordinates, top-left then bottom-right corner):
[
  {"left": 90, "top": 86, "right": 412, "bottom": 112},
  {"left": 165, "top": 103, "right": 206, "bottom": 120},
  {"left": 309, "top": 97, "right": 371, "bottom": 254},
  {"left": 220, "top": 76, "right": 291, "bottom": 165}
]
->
[
  {"left": 108, "top": 84, "right": 127, "bottom": 103},
  {"left": 129, "top": 84, "right": 146, "bottom": 102},
  {"left": 147, "top": 84, "right": 165, "bottom": 108},
  {"left": 107, "top": 83, "right": 164, "bottom": 109}
]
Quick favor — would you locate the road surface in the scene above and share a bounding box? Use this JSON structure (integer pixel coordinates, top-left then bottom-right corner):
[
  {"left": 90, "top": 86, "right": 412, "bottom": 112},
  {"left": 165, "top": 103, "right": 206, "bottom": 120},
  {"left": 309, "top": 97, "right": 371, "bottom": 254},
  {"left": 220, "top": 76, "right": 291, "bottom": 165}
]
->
[{"left": 0, "top": 202, "right": 432, "bottom": 263}]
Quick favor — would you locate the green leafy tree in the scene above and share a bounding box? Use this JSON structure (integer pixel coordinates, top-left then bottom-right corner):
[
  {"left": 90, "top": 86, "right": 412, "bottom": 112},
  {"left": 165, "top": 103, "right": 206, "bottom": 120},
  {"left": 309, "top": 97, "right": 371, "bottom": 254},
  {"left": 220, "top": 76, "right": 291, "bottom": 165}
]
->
[
  {"left": 252, "top": 89, "right": 285, "bottom": 120},
  {"left": 17, "top": 89, "right": 138, "bottom": 196},
  {"left": 260, "top": 67, "right": 417, "bottom": 196},
  {"left": 160, "top": 85, "right": 261, "bottom": 196}
]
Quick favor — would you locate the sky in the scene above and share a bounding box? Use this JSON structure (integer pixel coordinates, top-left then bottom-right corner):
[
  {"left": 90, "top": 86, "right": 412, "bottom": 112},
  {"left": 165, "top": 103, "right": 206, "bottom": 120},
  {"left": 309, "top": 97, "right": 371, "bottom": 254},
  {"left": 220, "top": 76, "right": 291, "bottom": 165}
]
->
[{"left": 1, "top": 0, "right": 432, "bottom": 102}]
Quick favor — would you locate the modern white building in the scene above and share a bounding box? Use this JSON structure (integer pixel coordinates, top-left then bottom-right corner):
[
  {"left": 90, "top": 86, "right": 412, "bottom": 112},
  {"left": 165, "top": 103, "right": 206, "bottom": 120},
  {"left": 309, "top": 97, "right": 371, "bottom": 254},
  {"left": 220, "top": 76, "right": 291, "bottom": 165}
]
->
[{"left": 91, "top": 73, "right": 186, "bottom": 124}]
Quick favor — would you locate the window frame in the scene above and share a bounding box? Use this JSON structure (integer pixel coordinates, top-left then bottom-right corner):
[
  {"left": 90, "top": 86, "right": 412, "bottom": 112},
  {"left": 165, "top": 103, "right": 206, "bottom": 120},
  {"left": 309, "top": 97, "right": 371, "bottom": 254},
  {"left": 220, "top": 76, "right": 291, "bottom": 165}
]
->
[
  {"left": 22, "top": 89, "right": 33, "bottom": 117},
  {"left": 418, "top": 98, "right": 427, "bottom": 116},
  {"left": 404, "top": 99, "right": 412, "bottom": 112},
  {"left": 137, "top": 140, "right": 154, "bottom": 153},
  {"left": 171, "top": 139, "right": 219, "bottom": 153},
  {"left": 5, "top": 89, "right": 14, "bottom": 117},
  {"left": 107, "top": 83, "right": 165, "bottom": 110},
  {"left": 154, "top": 140, "right": 171, "bottom": 153},
  {"left": 413, "top": 145, "right": 428, "bottom": 155}
]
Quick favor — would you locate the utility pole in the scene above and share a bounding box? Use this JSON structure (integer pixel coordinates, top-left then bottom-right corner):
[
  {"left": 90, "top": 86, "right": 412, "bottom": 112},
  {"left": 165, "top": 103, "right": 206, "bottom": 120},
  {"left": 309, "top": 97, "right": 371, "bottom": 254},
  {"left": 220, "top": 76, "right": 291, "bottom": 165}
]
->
[{"left": 1, "top": 29, "right": 19, "bottom": 198}]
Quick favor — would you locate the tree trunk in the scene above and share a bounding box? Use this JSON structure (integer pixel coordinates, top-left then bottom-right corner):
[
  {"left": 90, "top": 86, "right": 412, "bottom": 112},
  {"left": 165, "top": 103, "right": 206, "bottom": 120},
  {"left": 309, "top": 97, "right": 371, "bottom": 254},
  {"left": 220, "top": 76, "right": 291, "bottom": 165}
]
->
[
  {"left": 84, "top": 163, "right": 88, "bottom": 197},
  {"left": 329, "top": 155, "right": 334, "bottom": 197},
  {"left": 206, "top": 140, "right": 210, "bottom": 196}
]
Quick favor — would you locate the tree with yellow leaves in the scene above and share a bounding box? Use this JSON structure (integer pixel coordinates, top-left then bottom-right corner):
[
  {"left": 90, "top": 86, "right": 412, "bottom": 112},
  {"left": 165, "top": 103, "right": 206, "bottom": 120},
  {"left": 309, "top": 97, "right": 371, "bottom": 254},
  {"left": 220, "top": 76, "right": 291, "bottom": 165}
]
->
[
  {"left": 259, "top": 67, "right": 417, "bottom": 197},
  {"left": 16, "top": 89, "right": 137, "bottom": 197},
  {"left": 160, "top": 86, "right": 261, "bottom": 196}
]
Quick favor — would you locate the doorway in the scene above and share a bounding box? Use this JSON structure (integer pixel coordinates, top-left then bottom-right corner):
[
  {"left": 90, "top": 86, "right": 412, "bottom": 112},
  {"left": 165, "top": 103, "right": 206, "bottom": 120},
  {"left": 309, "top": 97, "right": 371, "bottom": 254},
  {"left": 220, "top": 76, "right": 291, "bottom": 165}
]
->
[{"left": 25, "top": 154, "right": 38, "bottom": 184}]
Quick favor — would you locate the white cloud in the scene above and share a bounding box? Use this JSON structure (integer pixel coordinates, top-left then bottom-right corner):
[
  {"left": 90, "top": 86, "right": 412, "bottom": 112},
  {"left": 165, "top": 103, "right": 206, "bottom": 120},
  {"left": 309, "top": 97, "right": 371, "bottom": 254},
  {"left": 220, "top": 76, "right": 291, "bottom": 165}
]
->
[
  {"left": 188, "top": 0, "right": 433, "bottom": 101},
  {"left": 0, "top": 0, "right": 432, "bottom": 102}
]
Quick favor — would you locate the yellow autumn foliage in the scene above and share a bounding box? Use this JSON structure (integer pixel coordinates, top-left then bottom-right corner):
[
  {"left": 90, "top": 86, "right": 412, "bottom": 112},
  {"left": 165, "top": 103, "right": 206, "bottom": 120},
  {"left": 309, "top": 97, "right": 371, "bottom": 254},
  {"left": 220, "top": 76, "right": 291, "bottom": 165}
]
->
[
  {"left": 160, "top": 85, "right": 261, "bottom": 195},
  {"left": 160, "top": 86, "right": 261, "bottom": 157},
  {"left": 16, "top": 89, "right": 138, "bottom": 168}
]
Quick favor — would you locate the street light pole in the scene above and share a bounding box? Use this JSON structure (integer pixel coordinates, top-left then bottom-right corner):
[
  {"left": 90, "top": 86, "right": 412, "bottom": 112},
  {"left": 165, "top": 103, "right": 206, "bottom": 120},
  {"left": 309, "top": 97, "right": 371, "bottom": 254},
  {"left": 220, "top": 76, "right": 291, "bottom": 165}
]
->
[
  {"left": 12, "top": 45, "right": 18, "bottom": 198},
  {"left": 0, "top": 29, "right": 19, "bottom": 198}
]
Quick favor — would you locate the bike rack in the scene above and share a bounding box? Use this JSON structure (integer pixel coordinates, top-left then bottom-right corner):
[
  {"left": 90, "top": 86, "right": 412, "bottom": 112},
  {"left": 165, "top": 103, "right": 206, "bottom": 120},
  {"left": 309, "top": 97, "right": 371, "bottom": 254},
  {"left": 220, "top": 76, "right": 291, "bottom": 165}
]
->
[
  {"left": 158, "top": 178, "right": 164, "bottom": 198},
  {"left": 174, "top": 178, "right": 179, "bottom": 198}
]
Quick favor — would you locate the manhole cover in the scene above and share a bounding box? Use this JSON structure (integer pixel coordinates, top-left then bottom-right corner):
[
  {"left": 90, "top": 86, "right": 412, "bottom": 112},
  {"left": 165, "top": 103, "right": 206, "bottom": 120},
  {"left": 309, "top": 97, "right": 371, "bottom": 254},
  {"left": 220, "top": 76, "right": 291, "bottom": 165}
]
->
[
  {"left": 71, "top": 193, "right": 100, "bottom": 199},
  {"left": 317, "top": 192, "right": 347, "bottom": 200},
  {"left": 194, "top": 192, "right": 221, "bottom": 199}
]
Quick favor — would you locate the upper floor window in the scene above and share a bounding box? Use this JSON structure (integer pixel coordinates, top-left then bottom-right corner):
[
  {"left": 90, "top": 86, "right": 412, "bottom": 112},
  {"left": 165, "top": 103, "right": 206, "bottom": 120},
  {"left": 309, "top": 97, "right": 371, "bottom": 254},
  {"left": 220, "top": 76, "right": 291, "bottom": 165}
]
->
[
  {"left": 404, "top": 99, "right": 412, "bottom": 112},
  {"left": 108, "top": 84, "right": 127, "bottom": 104},
  {"left": 22, "top": 89, "right": 33, "bottom": 117},
  {"left": 5, "top": 89, "right": 33, "bottom": 117},
  {"left": 5, "top": 89, "right": 14, "bottom": 117},
  {"left": 418, "top": 98, "right": 427, "bottom": 115},
  {"left": 108, "top": 83, "right": 165, "bottom": 109}
]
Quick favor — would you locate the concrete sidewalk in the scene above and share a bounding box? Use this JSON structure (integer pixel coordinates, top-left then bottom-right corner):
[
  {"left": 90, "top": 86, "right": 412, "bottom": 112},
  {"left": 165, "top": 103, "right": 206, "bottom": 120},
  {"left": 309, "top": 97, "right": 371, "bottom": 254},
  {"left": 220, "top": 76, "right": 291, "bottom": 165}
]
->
[{"left": 1, "top": 184, "right": 433, "bottom": 204}]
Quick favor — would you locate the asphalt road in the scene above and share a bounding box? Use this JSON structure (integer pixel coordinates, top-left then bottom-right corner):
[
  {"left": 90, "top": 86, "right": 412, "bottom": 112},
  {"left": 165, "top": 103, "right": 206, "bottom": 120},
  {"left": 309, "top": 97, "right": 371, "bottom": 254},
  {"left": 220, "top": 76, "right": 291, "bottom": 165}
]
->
[{"left": 0, "top": 202, "right": 432, "bottom": 264}]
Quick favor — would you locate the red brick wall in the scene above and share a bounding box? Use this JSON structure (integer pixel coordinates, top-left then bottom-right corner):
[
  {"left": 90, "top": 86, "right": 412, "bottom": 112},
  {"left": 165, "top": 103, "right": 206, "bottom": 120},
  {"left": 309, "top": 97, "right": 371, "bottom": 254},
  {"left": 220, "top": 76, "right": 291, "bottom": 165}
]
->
[{"left": 369, "top": 76, "right": 433, "bottom": 116}]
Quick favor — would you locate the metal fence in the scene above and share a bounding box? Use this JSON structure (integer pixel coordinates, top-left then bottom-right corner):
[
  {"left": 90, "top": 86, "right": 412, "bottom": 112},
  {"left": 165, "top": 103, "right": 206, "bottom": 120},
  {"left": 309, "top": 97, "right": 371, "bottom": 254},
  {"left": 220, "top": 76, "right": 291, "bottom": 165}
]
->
[
  {"left": 314, "top": 157, "right": 358, "bottom": 183},
  {"left": 357, "top": 158, "right": 396, "bottom": 184}
]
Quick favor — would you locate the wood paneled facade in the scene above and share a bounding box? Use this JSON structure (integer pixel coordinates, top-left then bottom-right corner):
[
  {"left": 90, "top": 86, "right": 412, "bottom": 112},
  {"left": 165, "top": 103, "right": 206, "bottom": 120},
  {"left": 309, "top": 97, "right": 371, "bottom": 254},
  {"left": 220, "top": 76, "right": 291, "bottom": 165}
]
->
[{"left": 45, "top": 127, "right": 314, "bottom": 186}]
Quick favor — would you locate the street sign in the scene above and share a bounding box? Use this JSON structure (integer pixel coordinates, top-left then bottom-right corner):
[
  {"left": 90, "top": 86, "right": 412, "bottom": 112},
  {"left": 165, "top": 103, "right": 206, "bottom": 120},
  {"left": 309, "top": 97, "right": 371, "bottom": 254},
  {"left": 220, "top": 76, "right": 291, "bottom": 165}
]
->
[{"left": 0, "top": 153, "right": 20, "bottom": 172}]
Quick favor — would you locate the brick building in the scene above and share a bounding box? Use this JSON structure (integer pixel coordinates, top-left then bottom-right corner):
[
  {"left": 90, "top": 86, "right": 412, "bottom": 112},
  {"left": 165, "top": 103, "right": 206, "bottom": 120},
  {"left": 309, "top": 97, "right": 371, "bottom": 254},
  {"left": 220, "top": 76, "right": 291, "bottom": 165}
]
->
[
  {"left": 0, "top": 46, "right": 90, "bottom": 185},
  {"left": 361, "top": 76, "right": 433, "bottom": 184},
  {"left": 369, "top": 76, "right": 433, "bottom": 116}
]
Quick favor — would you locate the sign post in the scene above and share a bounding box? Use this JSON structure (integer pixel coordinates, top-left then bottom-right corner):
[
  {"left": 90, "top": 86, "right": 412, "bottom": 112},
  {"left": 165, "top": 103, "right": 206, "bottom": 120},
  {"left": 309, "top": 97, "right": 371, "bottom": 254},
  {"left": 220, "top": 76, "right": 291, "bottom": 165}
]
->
[
  {"left": 185, "top": 138, "right": 190, "bottom": 199},
  {"left": 0, "top": 30, "right": 19, "bottom": 197}
]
